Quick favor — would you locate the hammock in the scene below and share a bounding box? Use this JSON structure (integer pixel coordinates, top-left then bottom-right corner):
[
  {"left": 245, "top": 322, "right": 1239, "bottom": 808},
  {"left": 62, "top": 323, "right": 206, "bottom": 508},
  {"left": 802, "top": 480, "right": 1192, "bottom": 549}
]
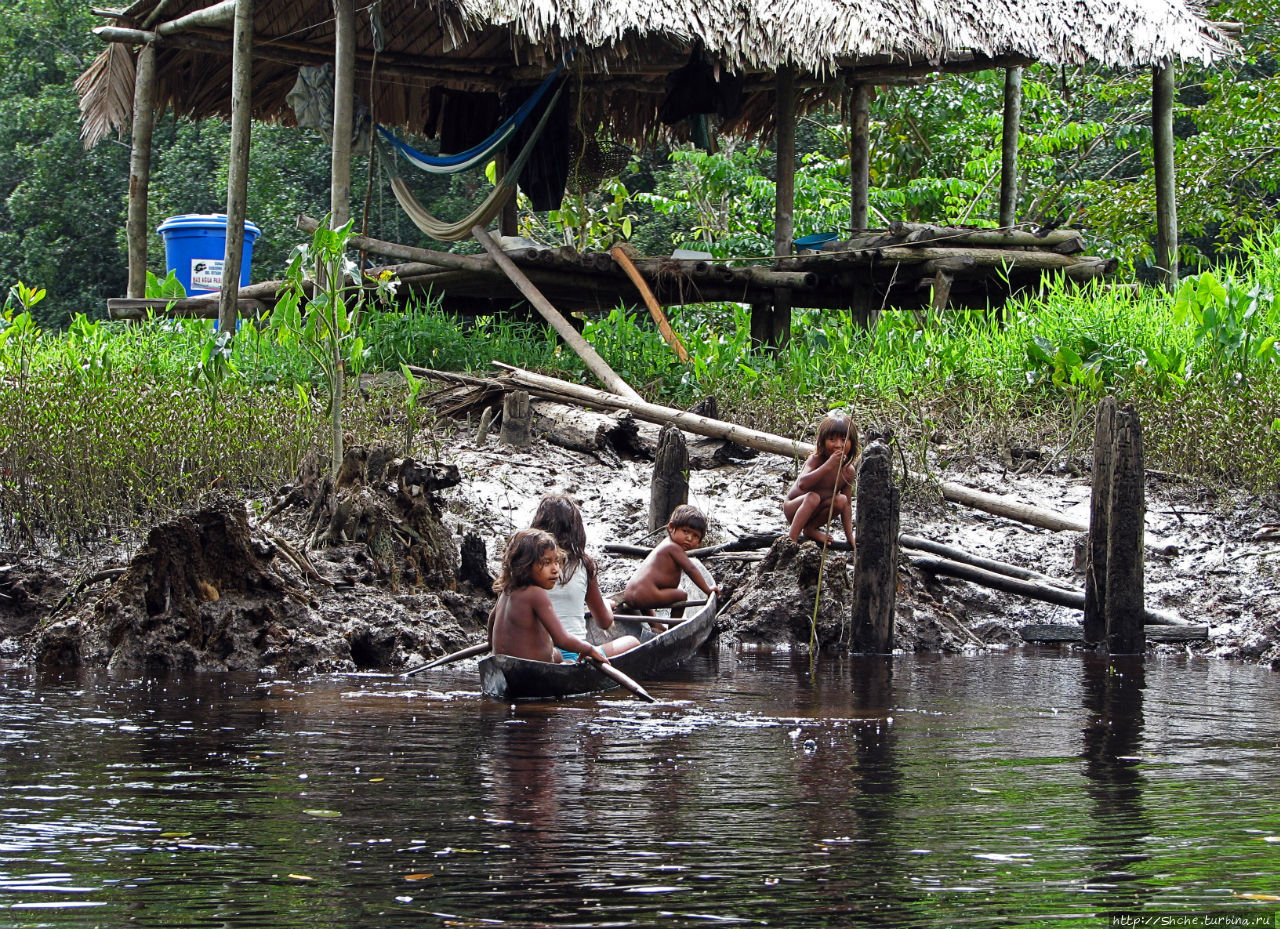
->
[
  {"left": 388, "top": 80, "right": 565, "bottom": 242},
  {"left": 377, "top": 63, "right": 565, "bottom": 175}
]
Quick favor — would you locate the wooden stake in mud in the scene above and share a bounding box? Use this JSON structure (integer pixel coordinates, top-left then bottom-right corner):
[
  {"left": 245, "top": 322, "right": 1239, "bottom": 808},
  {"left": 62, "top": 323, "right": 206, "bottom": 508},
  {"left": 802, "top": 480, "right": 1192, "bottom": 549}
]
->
[
  {"left": 650, "top": 425, "right": 689, "bottom": 532},
  {"left": 851, "top": 442, "right": 900, "bottom": 653},
  {"left": 499, "top": 390, "right": 531, "bottom": 448},
  {"left": 1104, "top": 406, "right": 1145, "bottom": 654},
  {"left": 1083, "top": 397, "right": 1116, "bottom": 644}
]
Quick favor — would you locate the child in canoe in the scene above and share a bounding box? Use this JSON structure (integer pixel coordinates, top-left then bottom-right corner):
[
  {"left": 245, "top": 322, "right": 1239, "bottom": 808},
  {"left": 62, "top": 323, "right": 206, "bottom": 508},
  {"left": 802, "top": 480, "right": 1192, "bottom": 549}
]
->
[
  {"left": 531, "top": 494, "right": 641, "bottom": 657},
  {"left": 783, "top": 412, "right": 858, "bottom": 546},
  {"left": 621, "top": 504, "right": 721, "bottom": 619},
  {"left": 487, "top": 528, "right": 610, "bottom": 665}
]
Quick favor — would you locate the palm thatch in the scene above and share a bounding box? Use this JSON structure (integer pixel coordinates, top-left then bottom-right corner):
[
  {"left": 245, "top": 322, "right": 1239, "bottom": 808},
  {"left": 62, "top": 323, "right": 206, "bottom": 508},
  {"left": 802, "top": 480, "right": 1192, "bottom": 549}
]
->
[
  {"left": 76, "top": 41, "right": 136, "bottom": 147},
  {"left": 78, "top": 0, "right": 1235, "bottom": 148}
]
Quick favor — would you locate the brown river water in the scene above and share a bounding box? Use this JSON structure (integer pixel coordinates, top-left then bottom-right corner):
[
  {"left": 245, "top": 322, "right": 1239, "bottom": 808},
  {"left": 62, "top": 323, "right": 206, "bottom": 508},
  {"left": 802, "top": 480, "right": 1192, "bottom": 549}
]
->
[{"left": 2, "top": 650, "right": 1279, "bottom": 928}]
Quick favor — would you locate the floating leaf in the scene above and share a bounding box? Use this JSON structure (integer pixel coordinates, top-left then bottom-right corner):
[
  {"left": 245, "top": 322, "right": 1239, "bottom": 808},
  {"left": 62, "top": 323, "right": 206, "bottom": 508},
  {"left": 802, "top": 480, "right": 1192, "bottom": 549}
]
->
[
  {"left": 404, "top": 873, "right": 433, "bottom": 881},
  {"left": 1234, "top": 892, "right": 1280, "bottom": 901},
  {"left": 158, "top": 831, "right": 192, "bottom": 838},
  {"left": 369, "top": 778, "right": 385, "bottom": 783},
  {"left": 288, "top": 874, "right": 314, "bottom": 882},
  {"left": 303, "top": 809, "right": 342, "bottom": 818}
]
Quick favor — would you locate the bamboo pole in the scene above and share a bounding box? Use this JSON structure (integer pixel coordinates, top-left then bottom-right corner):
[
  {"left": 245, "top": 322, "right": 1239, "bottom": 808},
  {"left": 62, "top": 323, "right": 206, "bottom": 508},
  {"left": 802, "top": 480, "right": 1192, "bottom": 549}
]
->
[
  {"left": 1152, "top": 65, "right": 1178, "bottom": 289},
  {"left": 217, "top": 0, "right": 253, "bottom": 333},
  {"left": 330, "top": 0, "right": 355, "bottom": 228},
  {"left": 126, "top": 43, "right": 156, "bottom": 299},
  {"left": 849, "top": 82, "right": 871, "bottom": 232},
  {"left": 474, "top": 228, "right": 643, "bottom": 401},
  {"left": 611, "top": 246, "right": 690, "bottom": 363},
  {"left": 999, "top": 67, "right": 1022, "bottom": 228}
]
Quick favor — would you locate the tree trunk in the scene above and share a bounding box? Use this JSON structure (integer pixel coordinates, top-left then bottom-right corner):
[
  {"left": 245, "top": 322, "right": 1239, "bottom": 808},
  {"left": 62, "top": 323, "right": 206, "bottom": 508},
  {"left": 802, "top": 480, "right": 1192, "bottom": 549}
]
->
[
  {"left": 650, "top": 425, "right": 689, "bottom": 532},
  {"left": 851, "top": 442, "right": 899, "bottom": 652}
]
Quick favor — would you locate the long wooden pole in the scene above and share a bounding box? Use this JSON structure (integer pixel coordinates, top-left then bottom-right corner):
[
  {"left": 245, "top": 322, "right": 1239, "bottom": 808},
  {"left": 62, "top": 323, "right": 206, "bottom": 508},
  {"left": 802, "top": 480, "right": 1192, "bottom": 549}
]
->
[
  {"left": 126, "top": 43, "right": 157, "bottom": 299},
  {"left": 155, "top": 0, "right": 236, "bottom": 35},
  {"left": 217, "top": 0, "right": 252, "bottom": 332},
  {"left": 849, "top": 82, "right": 871, "bottom": 232},
  {"left": 769, "top": 65, "right": 796, "bottom": 348},
  {"left": 330, "top": 0, "right": 355, "bottom": 228},
  {"left": 999, "top": 67, "right": 1022, "bottom": 228},
  {"left": 1152, "top": 64, "right": 1178, "bottom": 289},
  {"left": 610, "top": 246, "right": 690, "bottom": 362},
  {"left": 473, "top": 227, "right": 643, "bottom": 401}
]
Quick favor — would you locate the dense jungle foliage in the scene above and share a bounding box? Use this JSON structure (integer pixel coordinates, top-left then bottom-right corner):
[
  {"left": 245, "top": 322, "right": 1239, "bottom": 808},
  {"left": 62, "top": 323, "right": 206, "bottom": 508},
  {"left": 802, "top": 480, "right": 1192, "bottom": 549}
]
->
[{"left": 0, "top": 0, "right": 1278, "bottom": 549}]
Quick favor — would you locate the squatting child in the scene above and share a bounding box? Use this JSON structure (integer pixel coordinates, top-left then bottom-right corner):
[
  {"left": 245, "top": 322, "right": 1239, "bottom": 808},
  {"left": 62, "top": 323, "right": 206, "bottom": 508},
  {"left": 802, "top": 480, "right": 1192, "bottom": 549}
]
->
[{"left": 783, "top": 412, "right": 858, "bottom": 546}]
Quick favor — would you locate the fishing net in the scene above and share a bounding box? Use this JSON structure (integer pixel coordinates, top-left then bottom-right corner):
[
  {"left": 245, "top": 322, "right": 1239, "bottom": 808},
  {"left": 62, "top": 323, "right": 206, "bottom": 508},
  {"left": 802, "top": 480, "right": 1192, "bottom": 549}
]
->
[{"left": 566, "top": 127, "right": 633, "bottom": 194}]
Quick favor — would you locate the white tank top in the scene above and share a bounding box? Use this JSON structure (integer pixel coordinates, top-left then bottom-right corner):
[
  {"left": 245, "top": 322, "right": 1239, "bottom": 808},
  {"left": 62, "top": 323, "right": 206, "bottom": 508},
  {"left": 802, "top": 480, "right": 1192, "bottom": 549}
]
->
[{"left": 546, "top": 564, "right": 590, "bottom": 638}]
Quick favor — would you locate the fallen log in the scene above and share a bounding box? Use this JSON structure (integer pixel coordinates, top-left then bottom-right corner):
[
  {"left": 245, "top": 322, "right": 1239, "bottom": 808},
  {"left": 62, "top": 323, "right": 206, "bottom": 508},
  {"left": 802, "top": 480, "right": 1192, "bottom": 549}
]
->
[
  {"left": 911, "top": 555, "right": 1190, "bottom": 626},
  {"left": 493, "top": 363, "right": 1108, "bottom": 539},
  {"left": 898, "top": 533, "right": 1076, "bottom": 588},
  {"left": 1021, "top": 623, "right": 1207, "bottom": 644}
]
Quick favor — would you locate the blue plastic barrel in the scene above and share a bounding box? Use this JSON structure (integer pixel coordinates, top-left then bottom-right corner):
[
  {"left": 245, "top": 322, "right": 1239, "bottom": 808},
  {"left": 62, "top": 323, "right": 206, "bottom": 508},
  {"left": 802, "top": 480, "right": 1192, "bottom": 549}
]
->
[{"left": 157, "top": 214, "right": 262, "bottom": 295}]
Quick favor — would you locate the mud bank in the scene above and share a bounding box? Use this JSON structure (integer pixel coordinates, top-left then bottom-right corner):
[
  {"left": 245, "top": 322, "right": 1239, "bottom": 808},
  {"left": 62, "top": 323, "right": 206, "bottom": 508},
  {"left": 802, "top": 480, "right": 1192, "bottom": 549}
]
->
[{"left": 3, "top": 426, "right": 1277, "bottom": 673}]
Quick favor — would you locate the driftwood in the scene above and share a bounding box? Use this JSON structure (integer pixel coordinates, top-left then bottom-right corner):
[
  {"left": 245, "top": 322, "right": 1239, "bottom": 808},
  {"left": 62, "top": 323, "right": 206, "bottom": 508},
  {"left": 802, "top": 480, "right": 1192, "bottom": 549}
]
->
[
  {"left": 912, "top": 554, "right": 1188, "bottom": 626},
  {"left": 1022, "top": 623, "right": 1207, "bottom": 644}
]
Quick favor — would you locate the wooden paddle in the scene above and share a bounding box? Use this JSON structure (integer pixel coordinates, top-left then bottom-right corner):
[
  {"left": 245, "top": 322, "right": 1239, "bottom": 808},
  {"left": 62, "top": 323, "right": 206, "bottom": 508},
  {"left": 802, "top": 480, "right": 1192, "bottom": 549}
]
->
[
  {"left": 586, "top": 658, "right": 656, "bottom": 702},
  {"left": 401, "top": 641, "right": 490, "bottom": 677}
]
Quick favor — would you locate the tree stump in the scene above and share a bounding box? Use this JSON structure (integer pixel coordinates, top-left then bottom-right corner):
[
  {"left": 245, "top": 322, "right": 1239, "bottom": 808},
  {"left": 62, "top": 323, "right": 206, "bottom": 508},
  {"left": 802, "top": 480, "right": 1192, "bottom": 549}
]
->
[
  {"left": 1083, "top": 397, "right": 1116, "bottom": 644},
  {"left": 1104, "top": 406, "right": 1145, "bottom": 654},
  {"left": 649, "top": 424, "right": 689, "bottom": 532},
  {"left": 499, "top": 390, "right": 531, "bottom": 448},
  {"left": 851, "top": 441, "right": 899, "bottom": 653}
]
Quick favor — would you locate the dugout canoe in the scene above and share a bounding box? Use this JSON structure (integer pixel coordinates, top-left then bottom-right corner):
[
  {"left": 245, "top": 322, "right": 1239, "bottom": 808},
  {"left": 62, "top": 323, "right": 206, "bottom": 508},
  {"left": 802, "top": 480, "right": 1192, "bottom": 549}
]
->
[{"left": 478, "top": 593, "right": 718, "bottom": 701}]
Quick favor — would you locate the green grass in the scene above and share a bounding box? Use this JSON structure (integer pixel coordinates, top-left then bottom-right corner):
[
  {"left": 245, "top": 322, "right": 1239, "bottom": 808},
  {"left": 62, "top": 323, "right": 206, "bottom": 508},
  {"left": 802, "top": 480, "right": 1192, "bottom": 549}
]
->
[{"left": 3, "top": 229, "right": 1279, "bottom": 550}]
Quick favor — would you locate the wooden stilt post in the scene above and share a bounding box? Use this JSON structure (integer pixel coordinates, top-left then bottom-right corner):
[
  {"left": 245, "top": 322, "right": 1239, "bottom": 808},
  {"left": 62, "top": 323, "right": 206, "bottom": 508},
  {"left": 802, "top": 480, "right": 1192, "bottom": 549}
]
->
[
  {"left": 126, "top": 43, "right": 157, "bottom": 300},
  {"left": 330, "top": 0, "right": 355, "bottom": 228},
  {"left": 764, "top": 64, "right": 796, "bottom": 350},
  {"left": 1104, "top": 406, "right": 1146, "bottom": 654},
  {"left": 849, "top": 82, "right": 871, "bottom": 233},
  {"left": 217, "top": 0, "right": 253, "bottom": 333},
  {"left": 851, "top": 441, "right": 899, "bottom": 652},
  {"left": 1152, "top": 64, "right": 1178, "bottom": 289},
  {"left": 649, "top": 424, "right": 689, "bottom": 533},
  {"left": 499, "top": 390, "right": 531, "bottom": 448},
  {"left": 496, "top": 151, "right": 518, "bottom": 237},
  {"left": 1083, "top": 397, "right": 1116, "bottom": 644},
  {"left": 999, "top": 67, "right": 1022, "bottom": 229}
]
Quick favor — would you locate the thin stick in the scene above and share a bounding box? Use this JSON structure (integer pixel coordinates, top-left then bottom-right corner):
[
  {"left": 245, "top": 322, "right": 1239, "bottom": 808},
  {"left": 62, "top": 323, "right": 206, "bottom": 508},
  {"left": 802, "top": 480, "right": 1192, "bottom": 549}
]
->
[{"left": 588, "top": 658, "right": 656, "bottom": 702}]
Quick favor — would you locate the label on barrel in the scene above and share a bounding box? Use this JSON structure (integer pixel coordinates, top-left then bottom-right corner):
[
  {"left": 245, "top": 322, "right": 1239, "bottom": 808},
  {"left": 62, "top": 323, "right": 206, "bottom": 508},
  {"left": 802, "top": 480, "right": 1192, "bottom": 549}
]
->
[{"left": 191, "top": 258, "right": 224, "bottom": 292}]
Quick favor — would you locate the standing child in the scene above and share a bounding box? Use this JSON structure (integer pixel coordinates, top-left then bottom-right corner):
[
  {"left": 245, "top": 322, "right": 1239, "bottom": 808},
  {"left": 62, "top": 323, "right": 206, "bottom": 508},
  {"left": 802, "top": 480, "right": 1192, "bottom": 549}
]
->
[
  {"left": 783, "top": 412, "right": 858, "bottom": 546},
  {"left": 487, "top": 528, "right": 609, "bottom": 665},
  {"left": 621, "top": 504, "right": 721, "bottom": 616},
  {"left": 531, "top": 494, "right": 641, "bottom": 657}
]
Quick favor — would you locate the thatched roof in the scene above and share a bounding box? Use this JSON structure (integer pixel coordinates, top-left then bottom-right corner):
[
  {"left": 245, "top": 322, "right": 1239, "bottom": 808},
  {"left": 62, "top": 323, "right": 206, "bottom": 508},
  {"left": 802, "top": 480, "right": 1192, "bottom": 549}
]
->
[{"left": 80, "top": 0, "right": 1234, "bottom": 147}]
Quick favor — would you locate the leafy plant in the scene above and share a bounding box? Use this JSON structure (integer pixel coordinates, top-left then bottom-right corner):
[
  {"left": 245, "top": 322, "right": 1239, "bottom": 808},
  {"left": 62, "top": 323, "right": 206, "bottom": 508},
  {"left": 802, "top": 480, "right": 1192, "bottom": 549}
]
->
[{"left": 1173, "top": 270, "right": 1280, "bottom": 387}]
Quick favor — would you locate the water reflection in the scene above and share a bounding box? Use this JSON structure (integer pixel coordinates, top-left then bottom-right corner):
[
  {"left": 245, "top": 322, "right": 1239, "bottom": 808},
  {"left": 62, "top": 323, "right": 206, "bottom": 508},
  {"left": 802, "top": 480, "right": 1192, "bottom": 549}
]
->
[
  {"left": 1081, "top": 655, "right": 1153, "bottom": 915},
  {"left": 4, "top": 654, "right": 1280, "bottom": 928}
]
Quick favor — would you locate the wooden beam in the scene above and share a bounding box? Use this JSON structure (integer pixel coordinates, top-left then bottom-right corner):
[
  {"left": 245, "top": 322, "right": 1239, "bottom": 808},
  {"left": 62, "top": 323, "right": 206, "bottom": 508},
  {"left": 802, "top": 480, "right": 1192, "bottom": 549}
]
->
[
  {"left": 217, "top": 0, "right": 252, "bottom": 332},
  {"left": 155, "top": 0, "right": 236, "bottom": 36},
  {"left": 849, "top": 82, "right": 871, "bottom": 232},
  {"left": 1152, "top": 65, "right": 1178, "bottom": 289},
  {"left": 999, "top": 67, "right": 1022, "bottom": 228},
  {"left": 126, "top": 43, "right": 156, "bottom": 299}
]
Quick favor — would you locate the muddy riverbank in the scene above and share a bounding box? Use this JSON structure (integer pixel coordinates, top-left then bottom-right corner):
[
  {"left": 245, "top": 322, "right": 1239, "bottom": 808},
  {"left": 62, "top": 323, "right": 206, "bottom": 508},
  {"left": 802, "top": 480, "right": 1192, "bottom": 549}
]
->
[{"left": 3, "top": 416, "right": 1277, "bottom": 673}]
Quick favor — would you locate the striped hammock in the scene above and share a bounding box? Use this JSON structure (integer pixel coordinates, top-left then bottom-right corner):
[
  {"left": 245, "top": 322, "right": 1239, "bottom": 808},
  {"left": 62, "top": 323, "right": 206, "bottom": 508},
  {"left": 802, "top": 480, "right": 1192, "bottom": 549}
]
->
[
  {"left": 386, "top": 80, "right": 565, "bottom": 242},
  {"left": 377, "top": 63, "right": 565, "bottom": 175}
]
